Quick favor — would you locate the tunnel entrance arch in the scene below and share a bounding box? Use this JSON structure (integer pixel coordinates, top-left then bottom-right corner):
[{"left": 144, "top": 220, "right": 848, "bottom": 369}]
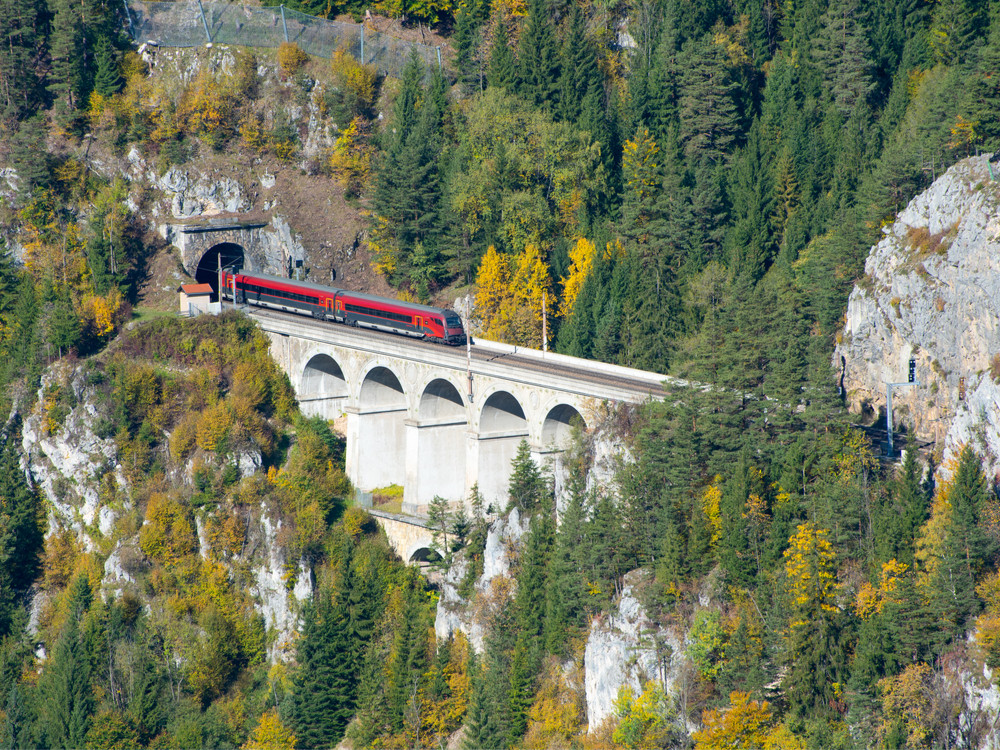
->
[{"left": 195, "top": 243, "right": 245, "bottom": 297}]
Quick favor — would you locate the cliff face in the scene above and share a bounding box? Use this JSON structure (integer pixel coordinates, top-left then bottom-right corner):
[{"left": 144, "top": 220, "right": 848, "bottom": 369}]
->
[{"left": 837, "top": 155, "right": 1000, "bottom": 470}]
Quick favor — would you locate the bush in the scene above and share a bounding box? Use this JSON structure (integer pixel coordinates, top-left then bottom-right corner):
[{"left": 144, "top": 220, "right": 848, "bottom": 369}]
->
[{"left": 277, "top": 42, "right": 309, "bottom": 77}]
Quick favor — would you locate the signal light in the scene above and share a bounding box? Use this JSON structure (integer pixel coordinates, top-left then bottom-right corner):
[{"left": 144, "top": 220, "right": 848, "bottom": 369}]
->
[{"left": 908, "top": 359, "right": 916, "bottom": 383}]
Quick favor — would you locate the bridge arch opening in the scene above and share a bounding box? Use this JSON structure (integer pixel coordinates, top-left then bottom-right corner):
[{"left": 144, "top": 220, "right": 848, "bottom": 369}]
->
[
  {"left": 195, "top": 243, "right": 245, "bottom": 297},
  {"left": 478, "top": 391, "right": 528, "bottom": 509},
  {"left": 414, "top": 379, "right": 467, "bottom": 508},
  {"left": 409, "top": 546, "right": 443, "bottom": 564},
  {"left": 300, "top": 354, "right": 348, "bottom": 419},
  {"left": 356, "top": 366, "right": 407, "bottom": 491},
  {"left": 542, "top": 404, "right": 586, "bottom": 450}
]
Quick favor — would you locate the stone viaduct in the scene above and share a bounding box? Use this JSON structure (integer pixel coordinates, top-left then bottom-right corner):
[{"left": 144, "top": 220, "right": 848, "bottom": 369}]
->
[{"left": 247, "top": 308, "right": 673, "bottom": 518}]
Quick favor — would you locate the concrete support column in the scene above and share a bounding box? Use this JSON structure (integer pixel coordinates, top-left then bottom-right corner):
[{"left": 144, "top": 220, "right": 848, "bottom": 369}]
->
[
  {"left": 477, "top": 432, "right": 529, "bottom": 511},
  {"left": 404, "top": 419, "right": 468, "bottom": 514},
  {"left": 403, "top": 419, "right": 420, "bottom": 515},
  {"left": 345, "top": 405, "right": 361, "bottom": 491},
  {"left": 354, "top": 407, "right": 407, "bottom": 491}
]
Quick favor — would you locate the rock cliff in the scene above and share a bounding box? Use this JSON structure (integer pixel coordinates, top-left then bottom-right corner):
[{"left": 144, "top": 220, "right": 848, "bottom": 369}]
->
[{"left": 837, "top": 154, "right": 1000, "bottom": 472}]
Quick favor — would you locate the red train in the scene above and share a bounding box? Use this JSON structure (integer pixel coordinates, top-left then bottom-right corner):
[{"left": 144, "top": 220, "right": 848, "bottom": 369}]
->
[{"left": 221, "top": 270, "right": 468, "bottom": 345}]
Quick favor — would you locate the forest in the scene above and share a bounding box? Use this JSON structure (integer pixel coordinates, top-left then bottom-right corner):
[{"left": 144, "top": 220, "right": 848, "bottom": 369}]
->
[{"left": 1, "top": 0, "right": 1000, "bottom": 745}]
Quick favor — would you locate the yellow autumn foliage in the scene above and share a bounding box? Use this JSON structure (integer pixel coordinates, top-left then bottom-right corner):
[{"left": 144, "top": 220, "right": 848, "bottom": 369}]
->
[
  {"left": 694, "top": 692, "right": 775, "bottom": 750},
  {"left": 622, "top": 128, "right": 660, "bottom": 200},
  {"left": 702, "top": 477, "right": 723, "bottom": 549},
  {"left": 914, "top": 452, "right": 963, "bottom": 586},
  {"left": 559, "top": 237, "right": 595, "bottom": 318},
  {"left": 784, "top": 522, "right": 837, "bottom": 615},
  {"left": 473, "top": 244, "right": 552, "bottom": 347},
  {"left": 139, "top": 492, "right": 197, "bottom": 565},
  {"left": 877, "top": 663, "right": 934, "bottom": 749},
  {"left": 243, "top": 709, "right": 296, "bottom": 750}
]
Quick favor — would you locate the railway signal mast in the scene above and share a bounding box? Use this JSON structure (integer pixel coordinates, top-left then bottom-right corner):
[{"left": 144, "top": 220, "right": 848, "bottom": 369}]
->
[{"left": 885, "top": 358, "right": 918, "bottom": 457}]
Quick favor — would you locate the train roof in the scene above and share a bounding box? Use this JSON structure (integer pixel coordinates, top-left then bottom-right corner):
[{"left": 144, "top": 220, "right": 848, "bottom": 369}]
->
[{"left": 237, "top": 271, "right": 459, "bottom": 318}]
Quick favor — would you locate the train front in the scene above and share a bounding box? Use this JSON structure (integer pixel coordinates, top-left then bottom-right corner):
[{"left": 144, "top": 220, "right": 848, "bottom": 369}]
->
[{"left": 444, "top": 312, "right": 468, "bottom": 345}]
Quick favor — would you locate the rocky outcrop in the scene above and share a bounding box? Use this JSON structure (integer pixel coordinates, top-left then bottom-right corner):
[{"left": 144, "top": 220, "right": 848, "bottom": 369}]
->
[
  {"left": 583, "top": 570, "right": 686, "bottom": 733},
  {"left": 22, "top": 361, "right": 128, "bottom": 550},
  {"left": 837, "top": 155, "right": 1000, "bottom": 470},
  {"left": 435, "top": 507, "right": 528, "bottom": 653}
]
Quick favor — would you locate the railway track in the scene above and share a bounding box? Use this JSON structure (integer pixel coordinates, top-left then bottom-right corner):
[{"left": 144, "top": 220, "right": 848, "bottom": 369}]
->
[{"left": 244, "top": 306, "right": 674, "bottom": 400}]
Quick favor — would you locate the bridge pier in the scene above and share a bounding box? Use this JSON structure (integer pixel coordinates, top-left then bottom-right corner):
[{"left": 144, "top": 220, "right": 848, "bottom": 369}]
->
[{"left": 251, "top": 312, "right": 673, "bottom": 526}]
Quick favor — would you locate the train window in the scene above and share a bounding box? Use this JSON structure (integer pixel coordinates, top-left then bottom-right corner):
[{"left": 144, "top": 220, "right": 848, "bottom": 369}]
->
[{"left": 345, "top": 303, "right": 412, "bottom": 323}]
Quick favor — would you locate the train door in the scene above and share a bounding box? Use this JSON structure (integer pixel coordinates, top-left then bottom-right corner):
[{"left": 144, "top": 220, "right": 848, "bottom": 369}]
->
[{"left": 414, "top": 315, "right": 422, "bottom": 334}]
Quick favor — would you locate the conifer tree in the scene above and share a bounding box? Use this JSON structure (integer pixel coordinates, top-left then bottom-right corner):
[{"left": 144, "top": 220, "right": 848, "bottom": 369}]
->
[
  {"left": 487, "top": 20, "right": 517, "bottom": 90},
  {"left": 35, "top": 574, "right": 94, "bottom": 749},
  {"left": 557, "top": 4, "right": 600, "bottom": 123},
  {"left": 517, "top": 0, "right": 560, "bottom": 110},
  {"left": 291, "top": 595, "right": 356, "bottom": 748},
  {"left": 931, "top": 446, "right": 994, "bottom": 644},
  {"left": 0, "top": 419, "right": 43, "bottom": 638},
  {"left": 47, "top": 0, "right": 85, "bottom": 116},
  {"left": 92, "top": 35, "right": 122, "bottom": 98},
  {"left": 677, "top": 33, "right": 741, "bottom": 165},
  {"left": 507, "top": 440, "right": 547, "bottom": 513},
  {"left": 0, "top": 0, "right": 41, "bottom": 124}
]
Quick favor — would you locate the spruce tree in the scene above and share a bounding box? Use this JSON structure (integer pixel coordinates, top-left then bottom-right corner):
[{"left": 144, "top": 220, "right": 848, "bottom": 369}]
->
[
  {"left": 0, "top": 419, "right": 43, "bottom": 638},
  {"left": 92, "top": 35, "right": 122, "bottom": 98},
  {"left": 507, "top": 440, "right": 547, "bottom": 513},
  {"left": 931, "top": 446, "right": 994, "bottom": 644},
  {"left": 291, "top": 596, "right": 356, "bottom": 748},
  {"left": 488, "top": 20, "right": 517, "bottom": 91},
  {"left": 557, "top": 4, "right": 600, "bottom": 123},
  {"left": 517, "top": 0, "right": 560, "bottom": 110},
  {"left": 0, "top": 0, "right": 42, "bottom": 124},
  {"left": 47, "top": 0, "right": 85, "bottom": 116},
  {"left": 35, "top": 574, "right": 94, "bottom": 749},
  {"left": 677, "top": 32, "right": 741, "bottom": 165}
]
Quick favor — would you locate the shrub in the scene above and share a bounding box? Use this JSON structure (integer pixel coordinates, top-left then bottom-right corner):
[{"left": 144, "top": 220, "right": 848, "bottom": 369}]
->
[
  {"left": 277, "top": 42, "right": 309, "bottom": 77},
  {"left": 139, "top": 491, "right": 198, "bottom": 564}
]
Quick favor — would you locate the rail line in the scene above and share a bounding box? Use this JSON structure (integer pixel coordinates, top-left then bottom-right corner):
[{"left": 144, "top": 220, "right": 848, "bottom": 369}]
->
[{"left": 244, "top": 306, "right": 674, "bottom": 400}]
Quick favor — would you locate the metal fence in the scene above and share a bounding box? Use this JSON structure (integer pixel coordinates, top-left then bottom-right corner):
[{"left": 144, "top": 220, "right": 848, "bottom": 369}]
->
[{"left": 123, "top": 1, "right": 442, "bottom": 77}]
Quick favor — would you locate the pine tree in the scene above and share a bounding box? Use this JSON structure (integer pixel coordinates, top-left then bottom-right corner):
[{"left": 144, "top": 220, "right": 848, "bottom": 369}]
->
[
  {"left": 291, "top": 595, "right": 356, "bottom": 748},
  {"left": 35, "top": 574, "right": 94, "bottom": 749},
  {"left": 516, "top": 0, "right": 560, "bottom": 110},
  {"left": 92, "top": 35, "right": 122, "bottom": 98},
  {"left": 487, "top": 20, "right": 517, "bottom": 90}
]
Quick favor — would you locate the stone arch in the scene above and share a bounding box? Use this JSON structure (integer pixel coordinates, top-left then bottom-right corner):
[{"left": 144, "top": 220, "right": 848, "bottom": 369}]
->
[
  {"left": 541, "top": 403, "right": 586, "bottom": 450},
  {"left": 408, "top": 546, "right": 443, "bottom": 564},
  {"left": 356, "top": 365, "right": 407, "bottom": 491},
  {"left": 195, "top": 242, "right": 245, "bottom": 295},
  {"left": 299, "top": 353, "right": 348, "bottom": 419},
  {"left": 479, "top": 390, "right": 527, "bottom": 434},
  {"left": 359, "top": 365, "right": 406, "bottom": 410},
  {"left": 477, "top": 390, "right": 529, "bottom": 508},
  {"left": 412, "top": 379, "right": 468, "bottom": 508}
]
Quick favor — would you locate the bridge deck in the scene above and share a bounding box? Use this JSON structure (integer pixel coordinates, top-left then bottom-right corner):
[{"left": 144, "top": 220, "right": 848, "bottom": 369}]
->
[{"left": 246, "top": 307, "right": 679, "bottom": 403}]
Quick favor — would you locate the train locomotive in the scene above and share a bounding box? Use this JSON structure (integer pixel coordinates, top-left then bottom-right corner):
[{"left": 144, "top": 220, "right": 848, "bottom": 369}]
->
[{"left": 221, "top": 270, "right": 468, "bottom": 346}]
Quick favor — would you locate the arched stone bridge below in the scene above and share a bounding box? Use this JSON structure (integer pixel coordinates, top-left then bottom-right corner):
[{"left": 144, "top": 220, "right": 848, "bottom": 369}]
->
[{"left": 248, "top": 307, "right": 679, "bottom": 516}]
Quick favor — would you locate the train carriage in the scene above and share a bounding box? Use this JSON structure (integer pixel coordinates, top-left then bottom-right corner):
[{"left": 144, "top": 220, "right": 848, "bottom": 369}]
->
[{"left": 221, "top": 271, "right": 468, "bottom": 345}]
